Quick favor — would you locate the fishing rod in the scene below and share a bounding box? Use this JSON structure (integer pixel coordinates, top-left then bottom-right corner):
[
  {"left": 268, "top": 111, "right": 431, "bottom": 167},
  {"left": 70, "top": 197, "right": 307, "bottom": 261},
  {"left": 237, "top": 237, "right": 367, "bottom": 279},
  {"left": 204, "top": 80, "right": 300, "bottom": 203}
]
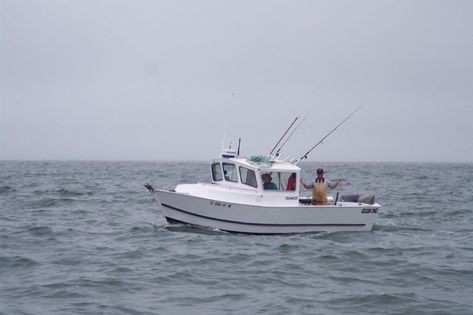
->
[
  {"left": 269, "top": 116, "right": 299, "bottom": 156},
  {"left": 295, "top": 106, "right": 363, "bottom": 163},
  {"left": 274, "top": 112, "right": 309, "bottom": 157}
]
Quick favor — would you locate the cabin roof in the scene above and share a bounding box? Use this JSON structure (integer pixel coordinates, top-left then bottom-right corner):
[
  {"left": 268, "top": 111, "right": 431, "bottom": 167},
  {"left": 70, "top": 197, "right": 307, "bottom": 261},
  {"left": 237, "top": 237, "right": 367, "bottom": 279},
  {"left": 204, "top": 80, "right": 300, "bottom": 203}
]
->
[{"left": 212, "top": 156, "right": 300, "bottom": 172}]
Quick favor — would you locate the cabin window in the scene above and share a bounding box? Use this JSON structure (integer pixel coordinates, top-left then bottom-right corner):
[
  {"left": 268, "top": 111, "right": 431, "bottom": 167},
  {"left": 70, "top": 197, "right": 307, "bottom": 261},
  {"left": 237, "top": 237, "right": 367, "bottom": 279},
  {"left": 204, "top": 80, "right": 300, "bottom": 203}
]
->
[
  {"left": 211, "top": 163, "right": 223, "bottom": 181},
  {"left": 261, "top": 173, "right": 279, "bottom": 190},
  {"left": 239, "top": 167, "right": 257, "bottom": 188},
  {"left": 261, "top": 172, "right": 297, "bottom": 191},
  {"left": 280, "top": 172, "right": 297, "bottom": 191},
  {"left": 222, "top": 163, "right": 238, "bottom": 182}
]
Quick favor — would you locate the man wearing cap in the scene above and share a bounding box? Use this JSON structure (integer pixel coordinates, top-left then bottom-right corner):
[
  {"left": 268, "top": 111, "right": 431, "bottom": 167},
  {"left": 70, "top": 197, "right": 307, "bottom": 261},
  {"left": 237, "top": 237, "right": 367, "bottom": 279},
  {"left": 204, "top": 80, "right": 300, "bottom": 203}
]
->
[{"left": 300, "top": 168, "right": 341, "bottom": 205}]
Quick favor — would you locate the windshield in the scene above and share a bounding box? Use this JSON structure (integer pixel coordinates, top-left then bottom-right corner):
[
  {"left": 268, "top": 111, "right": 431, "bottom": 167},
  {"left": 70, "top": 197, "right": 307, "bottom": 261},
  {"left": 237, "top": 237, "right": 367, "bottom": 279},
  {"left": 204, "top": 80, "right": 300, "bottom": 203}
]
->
[
  {"left": 261, "top": 172, "right": 296, "bottom": 191},
  {"left": 211, "top": 163, "right": 223, "bottom": 181},
  {"left": 222, "top": 163, "right": 238, "bottom": 182},
  {"left": 239, "top": 167, "right": 257, "bottom": 188}
]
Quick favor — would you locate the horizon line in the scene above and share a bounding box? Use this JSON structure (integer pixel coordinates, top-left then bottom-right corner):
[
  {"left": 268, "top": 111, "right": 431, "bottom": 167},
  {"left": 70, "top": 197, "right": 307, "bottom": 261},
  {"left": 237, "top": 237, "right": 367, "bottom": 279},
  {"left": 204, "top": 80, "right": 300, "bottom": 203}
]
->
[{"left": 1, "top": 158, "right": 472, "bottom": 164}]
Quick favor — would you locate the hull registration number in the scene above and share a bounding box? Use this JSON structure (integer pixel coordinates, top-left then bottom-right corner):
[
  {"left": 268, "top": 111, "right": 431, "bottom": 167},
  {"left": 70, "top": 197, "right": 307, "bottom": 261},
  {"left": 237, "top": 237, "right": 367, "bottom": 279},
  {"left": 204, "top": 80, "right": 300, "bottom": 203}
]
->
[
  {"left": 210, "top": 200, "right": 232, "bottom": 208},
  {"left": 361, "top": 208, "right": 378, "bottom": 214}
]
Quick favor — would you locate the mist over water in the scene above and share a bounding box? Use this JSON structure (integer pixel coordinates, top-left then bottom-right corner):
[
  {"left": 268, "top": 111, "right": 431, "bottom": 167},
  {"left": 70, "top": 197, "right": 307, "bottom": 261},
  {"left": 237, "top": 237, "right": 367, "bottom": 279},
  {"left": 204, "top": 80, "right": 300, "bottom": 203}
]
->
[{"left": 1, "top": 161, "right": 472, "bottom": 314}]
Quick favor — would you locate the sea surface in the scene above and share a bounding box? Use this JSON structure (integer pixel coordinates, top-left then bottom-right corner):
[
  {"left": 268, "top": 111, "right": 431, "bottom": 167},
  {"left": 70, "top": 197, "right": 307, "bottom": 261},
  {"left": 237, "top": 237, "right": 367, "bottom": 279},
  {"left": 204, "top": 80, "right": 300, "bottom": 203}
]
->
[{"left": 1, "top": 161, "right": 472, "bottom": 315}]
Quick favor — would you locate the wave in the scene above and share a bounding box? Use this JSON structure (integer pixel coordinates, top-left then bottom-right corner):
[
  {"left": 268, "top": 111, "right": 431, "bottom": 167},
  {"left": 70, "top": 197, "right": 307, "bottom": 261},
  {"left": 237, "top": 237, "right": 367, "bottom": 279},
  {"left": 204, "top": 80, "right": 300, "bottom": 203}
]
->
[
  {"left": 33, "top": 198, "right": 60, "bottom": 207},
  {"left": 0, "top": 185, "right": 16, "bottom": 194},
  {"left": 57, "top": 188, "right": 93, "bottom": 197},
  {"left": 29, "top": 197, "right": 76, "bottom": 208},
  {"left": 111, "top": 266, "right": 133, "bottom": 273},
  {"left": 328, "top": 292, "right": 418, "bottom": 308},
  {"left": 0, "top": 255, "right": 39, "bottom": 268},
  {"left": 129, "top": 223, "right": 162, "bottom": 233},
  {"left": 30, "top": 189, "right": 94, "bottom": 199},
  {"left": 448, "top": 209, "right": 472, "bottom": 216},
  {"left": 373, "top": 224, "right": 433, "bottom": 232},
  {"left": 164, "top": 224, "right": 226, "bottom": 235},
  {"left": 27, "top": 226, "right": 54, "bottom": 236},
  {"left": 398, "top": 210, "right": 439, "bottom": 217}
]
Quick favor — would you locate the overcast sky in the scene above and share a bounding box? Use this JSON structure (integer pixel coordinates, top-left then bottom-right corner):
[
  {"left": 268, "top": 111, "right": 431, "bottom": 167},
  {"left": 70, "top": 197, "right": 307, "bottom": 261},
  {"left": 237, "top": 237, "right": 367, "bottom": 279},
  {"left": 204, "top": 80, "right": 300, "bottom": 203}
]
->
[{"left": 1, "top": 0, "right": 472, "bottom": 162}]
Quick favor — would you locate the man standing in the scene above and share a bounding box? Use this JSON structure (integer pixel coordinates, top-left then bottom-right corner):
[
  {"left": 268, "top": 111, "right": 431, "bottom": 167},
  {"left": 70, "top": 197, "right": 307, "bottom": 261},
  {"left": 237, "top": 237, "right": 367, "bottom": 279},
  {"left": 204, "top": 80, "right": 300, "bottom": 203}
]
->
[{"left": 300, "top": 168, "right": 341, "bottom": 205}]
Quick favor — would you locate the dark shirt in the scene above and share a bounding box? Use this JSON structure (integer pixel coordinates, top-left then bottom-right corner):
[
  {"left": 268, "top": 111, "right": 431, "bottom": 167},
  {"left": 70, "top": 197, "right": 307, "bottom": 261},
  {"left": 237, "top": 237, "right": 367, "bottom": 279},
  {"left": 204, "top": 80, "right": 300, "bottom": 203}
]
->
[{"left": 263, "top": 182, "right": 278, "bottom": 190}]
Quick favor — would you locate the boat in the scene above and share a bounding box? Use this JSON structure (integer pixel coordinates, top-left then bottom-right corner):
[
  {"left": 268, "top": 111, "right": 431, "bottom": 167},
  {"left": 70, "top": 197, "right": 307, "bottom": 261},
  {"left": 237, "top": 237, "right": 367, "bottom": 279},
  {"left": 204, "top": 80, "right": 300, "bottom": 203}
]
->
[
  {"left": 146, "top": 148, "right": 381, "bottom": 234},
  {"left": 146, "top": 109, "right": 380, "bottom": 234}
]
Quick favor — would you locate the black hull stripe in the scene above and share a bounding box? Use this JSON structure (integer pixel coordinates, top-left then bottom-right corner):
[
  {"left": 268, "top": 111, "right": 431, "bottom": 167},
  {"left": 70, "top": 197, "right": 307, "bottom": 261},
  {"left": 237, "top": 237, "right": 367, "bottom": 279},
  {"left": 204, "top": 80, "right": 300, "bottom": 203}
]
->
[
  {"left": 165, "top": 217, "right": 329, "bottom": 235},
  {"left": 161, "top": 203, "right": 365, "bottom": 227}
]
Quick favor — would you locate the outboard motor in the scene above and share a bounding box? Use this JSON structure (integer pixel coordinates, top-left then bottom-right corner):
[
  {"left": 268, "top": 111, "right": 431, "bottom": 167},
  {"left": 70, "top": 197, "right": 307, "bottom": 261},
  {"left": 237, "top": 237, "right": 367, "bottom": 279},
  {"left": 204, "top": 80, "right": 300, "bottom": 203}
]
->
[{"left": 340, "top": 194, "right": 375, "bottom": 205}]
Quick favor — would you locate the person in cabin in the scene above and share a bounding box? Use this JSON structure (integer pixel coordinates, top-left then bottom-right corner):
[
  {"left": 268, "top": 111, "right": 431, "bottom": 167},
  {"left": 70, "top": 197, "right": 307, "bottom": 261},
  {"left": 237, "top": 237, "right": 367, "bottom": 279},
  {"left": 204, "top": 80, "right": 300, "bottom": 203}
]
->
[
  {"left": 300, "top": 168, "right": 341, "bottom": 205},
  {"left": 262, "top": 173, "right": 278, "bottom": 190},
  {"left": 286, "top": 173, "right": 296, "bottom": 191}
]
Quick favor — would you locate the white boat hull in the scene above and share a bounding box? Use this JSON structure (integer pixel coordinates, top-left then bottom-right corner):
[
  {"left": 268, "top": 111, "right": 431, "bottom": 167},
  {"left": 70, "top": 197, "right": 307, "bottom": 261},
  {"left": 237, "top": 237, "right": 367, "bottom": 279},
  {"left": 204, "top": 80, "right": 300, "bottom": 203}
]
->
[{"left": 154, "top": 189, "right": 380, "bottom": 234}]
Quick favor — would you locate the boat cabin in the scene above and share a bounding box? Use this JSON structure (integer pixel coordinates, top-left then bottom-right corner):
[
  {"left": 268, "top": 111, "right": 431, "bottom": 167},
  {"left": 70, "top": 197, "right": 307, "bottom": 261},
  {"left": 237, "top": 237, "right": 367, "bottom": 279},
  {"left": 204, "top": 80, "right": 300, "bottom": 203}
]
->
[{"left": 210, "top": 156, "right": 300, "bottom": 195}]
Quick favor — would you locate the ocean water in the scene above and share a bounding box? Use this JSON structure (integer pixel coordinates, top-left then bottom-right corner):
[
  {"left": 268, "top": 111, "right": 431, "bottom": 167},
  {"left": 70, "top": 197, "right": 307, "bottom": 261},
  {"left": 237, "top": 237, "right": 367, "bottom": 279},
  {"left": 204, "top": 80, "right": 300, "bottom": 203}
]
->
[{"left": 1, "top": 161, "right": 472, "bottom": 315}]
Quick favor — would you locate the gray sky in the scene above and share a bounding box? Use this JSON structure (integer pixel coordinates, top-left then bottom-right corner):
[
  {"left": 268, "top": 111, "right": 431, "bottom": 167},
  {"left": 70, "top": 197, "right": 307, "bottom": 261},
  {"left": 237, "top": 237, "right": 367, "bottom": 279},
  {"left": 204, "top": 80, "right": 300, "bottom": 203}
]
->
[{"left": 1, "top": 0, "right": 472, "bottom": 162}]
